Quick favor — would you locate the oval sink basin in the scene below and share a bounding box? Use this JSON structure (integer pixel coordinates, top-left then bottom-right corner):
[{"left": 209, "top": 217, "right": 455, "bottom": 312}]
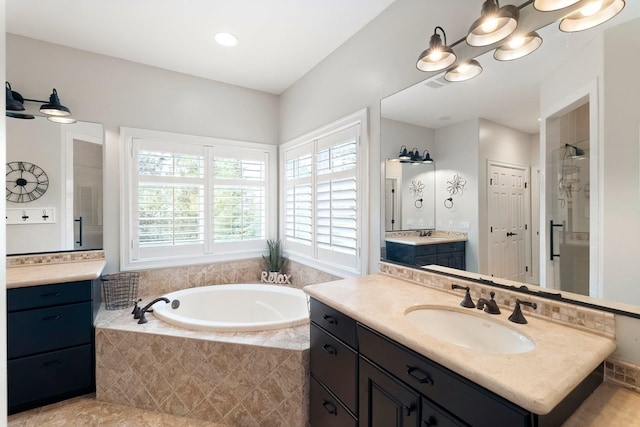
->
[{"left": 404, "top": 306, "right": 535, "bottom": 354}]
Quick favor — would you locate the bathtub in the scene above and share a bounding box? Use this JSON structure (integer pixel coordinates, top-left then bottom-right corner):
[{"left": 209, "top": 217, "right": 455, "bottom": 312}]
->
[{"left": 152, "top": 283, "right": 309, "bottom": 332}]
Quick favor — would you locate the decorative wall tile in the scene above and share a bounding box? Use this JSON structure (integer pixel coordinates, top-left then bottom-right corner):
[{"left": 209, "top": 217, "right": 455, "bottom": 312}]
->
[
  {"left": 7, "top": 250, "right": 105, "bottom": 266},
  {"left": 606, "top": 359, "right": 640, "bottom": 392}
]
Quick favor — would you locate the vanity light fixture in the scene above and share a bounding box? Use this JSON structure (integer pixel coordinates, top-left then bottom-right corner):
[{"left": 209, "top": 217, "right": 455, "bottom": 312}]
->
[
  {"left": 559, "top": 0, "right": 625, "bottom": 32},
  {"left": 5, "top": 82, "right": 77, "bottom": 123},
  {"left": 466, "top": 0, "right": 519, "bottom": 47},
  {"left": 533, "top": 0, "right": 581, "bottom": 12},
  {"left": 444, "top": 60, "right": 483, "bottom": 82},
  {"left": 422, "top": 150, "right": 434, "bottom": 163},
  {"left": 416, "top": 26, "right": 457, "bottom": 72},
  {"left": 494, "top": 32, "right": 543, "bottom": 61},
  {"left": 410, "top": 147, "right": 423, "bottom": 163},
  {"left": 398, "top": 145, "right": 411, "bottom": 161}
]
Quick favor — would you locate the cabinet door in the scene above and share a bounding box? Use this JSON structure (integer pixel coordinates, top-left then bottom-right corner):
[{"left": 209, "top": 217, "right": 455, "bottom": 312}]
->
[{"left": 360, "top": 357, "right": 420, "bottom": 427}]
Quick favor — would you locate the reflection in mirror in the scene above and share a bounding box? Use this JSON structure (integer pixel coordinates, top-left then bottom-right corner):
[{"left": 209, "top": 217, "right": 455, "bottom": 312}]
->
[
  {"left": 6, "top": 116, "right": 104, "bottom": 254},
  {"left": 385, "top": 160, "right": 435, "bottom": 231},
  {"left": 380, "top": 3, "right": 640, "bottom": 309}
]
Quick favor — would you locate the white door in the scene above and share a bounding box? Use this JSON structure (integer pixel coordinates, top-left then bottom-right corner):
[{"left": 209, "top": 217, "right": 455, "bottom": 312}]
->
[{"left": 488, "top": 162, "right": 529, "bottom": 282}]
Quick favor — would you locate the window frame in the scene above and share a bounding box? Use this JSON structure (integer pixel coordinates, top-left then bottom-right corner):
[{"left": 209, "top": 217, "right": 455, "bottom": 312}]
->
[
  {"left": 279, "top": 109, "right": 369, "bottom": 278},
  {"left": 121, "top": 127, "right": 277, "bottom": 271}
]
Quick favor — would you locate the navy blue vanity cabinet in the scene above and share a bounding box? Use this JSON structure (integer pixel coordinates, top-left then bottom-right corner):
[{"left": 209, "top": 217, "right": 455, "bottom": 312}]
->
[
  {"left": 7, "top": 280, "right": 97, "bottom": 414},
  {"left": 386, "top": 240, "right": 465, "bottom": 270},
  {"left": 309, "top": 298, "right": 358, "bottom": 427}
]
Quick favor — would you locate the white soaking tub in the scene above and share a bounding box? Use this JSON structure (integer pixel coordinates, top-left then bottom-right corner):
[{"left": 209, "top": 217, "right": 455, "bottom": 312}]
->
[{"left": 152, "top": 284, "right": 309, "bottom": 332}]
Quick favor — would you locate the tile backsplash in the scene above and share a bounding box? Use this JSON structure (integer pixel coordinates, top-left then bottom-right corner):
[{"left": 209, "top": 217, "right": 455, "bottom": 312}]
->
[{"left": 7, "top": 250, "right": 105, "bottom": 266}]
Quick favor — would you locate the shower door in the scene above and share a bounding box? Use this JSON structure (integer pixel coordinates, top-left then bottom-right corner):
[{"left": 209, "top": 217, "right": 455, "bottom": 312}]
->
[{"left": 545, "top": 102, "right": 591, "bottom": 296}]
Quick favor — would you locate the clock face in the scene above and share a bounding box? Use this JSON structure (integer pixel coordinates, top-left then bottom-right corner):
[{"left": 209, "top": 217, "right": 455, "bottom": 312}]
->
[{"left": 6, "top": 161, "right": 49, "bottom": 203}]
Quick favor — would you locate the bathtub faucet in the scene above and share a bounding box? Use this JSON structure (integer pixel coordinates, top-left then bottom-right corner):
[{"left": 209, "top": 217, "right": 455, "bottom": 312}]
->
[{"left": 137, "top": 297, "right": 171, "bottom": 324}]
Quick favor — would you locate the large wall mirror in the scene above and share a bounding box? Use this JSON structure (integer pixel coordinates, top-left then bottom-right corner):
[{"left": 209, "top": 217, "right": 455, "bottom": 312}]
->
[
  {"left": 381, "top": 2, "right": 640, "bottom": 312},
  {"left": 6, "top": 116, "right": 104, "bottom": 254}
]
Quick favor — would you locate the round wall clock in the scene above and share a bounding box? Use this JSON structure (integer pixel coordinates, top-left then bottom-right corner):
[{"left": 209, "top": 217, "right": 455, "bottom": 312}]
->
[{"left": 6, "top": 161, "right": 49, "bottom": 203}]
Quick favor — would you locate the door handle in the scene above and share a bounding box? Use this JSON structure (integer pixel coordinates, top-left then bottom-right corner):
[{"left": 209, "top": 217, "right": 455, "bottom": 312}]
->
[
  {"left": 506, "top": 232, "right": 518, "bottom": 237},
  {"left": 549, "top": 220, "right": 563, "bottom": 260}
]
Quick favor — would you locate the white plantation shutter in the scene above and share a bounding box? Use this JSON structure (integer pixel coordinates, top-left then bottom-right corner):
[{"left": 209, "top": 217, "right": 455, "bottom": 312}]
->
[
  {"left": 281, "top": 120, "right": 363, "bottom": 273},
  {"left": 122, "top": 128, "right": 276, "bottom": 270}
]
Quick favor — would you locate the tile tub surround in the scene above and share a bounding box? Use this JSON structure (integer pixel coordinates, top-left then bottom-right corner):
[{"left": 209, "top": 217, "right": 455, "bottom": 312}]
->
[
  {"left": 304, "top": 274, "right": 616, "bottom": 415},
  {"left": 94, "top": 305, "right": 310, "bottom": 426},
  {"left": 134, "top": 257, "right": 339, "bottom": 298}
]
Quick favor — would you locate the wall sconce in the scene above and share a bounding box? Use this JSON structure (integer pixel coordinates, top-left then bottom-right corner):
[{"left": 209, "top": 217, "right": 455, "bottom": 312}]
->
[
  {"left": 494, "top": 32, "right": 543, "bottom": 61},
  {"left": 444, "top": 60, "right": 483, "bottom": 82},
  {"left": 559, "top": 0, "right": 625, "bottom": 33},
  {"left": 466, "top": 0, "right": 519, "bottom": 47},
  {"left": 416, "top": 26, "right": 457, "bottom": 72},
  {"left": 5, "top": 82, "right": 77, "bottom": 124}
]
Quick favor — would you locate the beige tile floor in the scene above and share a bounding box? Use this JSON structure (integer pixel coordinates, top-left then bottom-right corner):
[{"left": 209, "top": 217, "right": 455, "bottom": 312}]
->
[{"left": 7, "top": 395, "right": 229, "bottom": 427}]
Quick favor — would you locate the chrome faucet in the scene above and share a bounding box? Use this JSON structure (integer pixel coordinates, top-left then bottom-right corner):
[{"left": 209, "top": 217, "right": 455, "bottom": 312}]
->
[
  {"left": 476, "top": 291, "right": 501, "bottom": 314},
  {"left": 508, "top": 298, "right": 537, "bottom": 324},
  {"left": 136, "top": 297, "right": 171, "bottom": 324}
]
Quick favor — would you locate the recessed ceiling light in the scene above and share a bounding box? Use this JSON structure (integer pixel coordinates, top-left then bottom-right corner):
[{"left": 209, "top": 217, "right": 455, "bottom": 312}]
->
[{"left": 214, "top": 32, "right": 238, "bottom": 47}]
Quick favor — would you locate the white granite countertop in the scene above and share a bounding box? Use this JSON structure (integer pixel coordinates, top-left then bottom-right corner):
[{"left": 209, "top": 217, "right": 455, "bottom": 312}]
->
[
  {"left": 7, "top": 259, "right": 107, "bottom": 289},
  {"left": 385, "top": 235, "right": 468, "bottom": 246},
  {"left": 304, "top": 274, "right": 617, "bottom": 415}
]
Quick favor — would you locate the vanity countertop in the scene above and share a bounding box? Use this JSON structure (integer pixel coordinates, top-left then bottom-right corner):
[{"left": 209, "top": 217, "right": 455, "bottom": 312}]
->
[
  {"left": 7, "top": 259, "right": 107, "bottom": 289},
  {"left": 385, "top": 235, "right": 468, "bottom": 245},
  {"left": 304, "top": 274, "right": 616, "bottom": 415}
]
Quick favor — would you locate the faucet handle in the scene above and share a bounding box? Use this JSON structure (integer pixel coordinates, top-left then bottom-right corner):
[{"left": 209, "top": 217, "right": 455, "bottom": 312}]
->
[
  {"left": 508, "top": 298, "right": 537, "bottom": 324},
  {"left": 451, "top": 284, "right": 475, "bottom": 308}
]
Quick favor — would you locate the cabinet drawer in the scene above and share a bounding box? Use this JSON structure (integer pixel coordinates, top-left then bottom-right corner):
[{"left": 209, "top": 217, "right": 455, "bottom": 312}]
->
[
  {"left": 8, "top": 344, "right": 93, "bottom": 411},
  {"left": 310, "top": 376, "right": 357, "bottom": 427},
  {"left": 358, "top": 324, "right": 530, "bottom": 427},
  {"left": 436, "top": 241, "right": 465, "bottom": 254},
  {"left": 415, "top": 244, "right": 438, "bottom": 256},
  {"left": 422, "top": 397, "right": 468, "bottom": 427},
  {"left": 310, "top": 298, "right": 357, "bottom": 348},
  {"left": 415, "top": 255, "right": 438, "bottom": 267},
  {"left": 8, "top": 302, "right": 93, "bottom": 359},
  {"left": 311, "top": 323, "right": 358, "bottom": 415},
  {"left": 8, "top": 281, "right": 91, "bottom": 311}
]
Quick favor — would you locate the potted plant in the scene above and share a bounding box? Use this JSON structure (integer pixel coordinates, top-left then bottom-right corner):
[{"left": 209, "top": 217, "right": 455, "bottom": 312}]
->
[{"left": 262, "top": 239, "right": 290, "bottom": 284}]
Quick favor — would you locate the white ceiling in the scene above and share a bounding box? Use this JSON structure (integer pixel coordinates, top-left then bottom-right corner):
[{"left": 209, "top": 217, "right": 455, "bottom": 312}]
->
[
  {"left": 382, "top": 2, "right": 640, "bottom": 134},
  {"left": 6, "top": 0, "right": 398, "bottom": 94}
]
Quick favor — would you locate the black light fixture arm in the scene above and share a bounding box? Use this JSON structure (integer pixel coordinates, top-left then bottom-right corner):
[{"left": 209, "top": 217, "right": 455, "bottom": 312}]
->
[{"left": 433, "top": 26, "right": 447, "bottom": 45}]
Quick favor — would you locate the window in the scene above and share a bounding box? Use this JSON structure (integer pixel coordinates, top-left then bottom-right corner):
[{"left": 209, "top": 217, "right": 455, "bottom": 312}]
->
[
  {"left": 280, "top": 109, "right": 368, "bottom": 277},
  {"left": 121, "top": 128, "right": 276, "bottom": 270}
]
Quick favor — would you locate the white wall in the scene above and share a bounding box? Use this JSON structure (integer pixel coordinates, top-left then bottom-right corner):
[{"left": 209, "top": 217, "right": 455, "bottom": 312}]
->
[
  {"left": 478, "top": 119, "right": 535, "bottom": 274},
  {"left": 6, "top": 34, "right": 280, "bottom": 271},
  {"left": 433, "top": 119, "right": 480, "bottom": 273},
  {"left": 280, "top": 0, "right": 478, "bottom": 273}
]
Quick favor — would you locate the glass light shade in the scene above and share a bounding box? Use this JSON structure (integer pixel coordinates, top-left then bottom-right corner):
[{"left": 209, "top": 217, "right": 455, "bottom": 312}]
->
[
  {"left": 6, "top": 111, "right": 35, "bottom": 119},
  {"left": 494, "top": 32, "right": 543, "bottom": 61},
  {"left": 417, "top": 32, "right": 457, "bottom": 72},
  {"left": 444, "top": 60, "right": 483, "bottom": 82},
  {"left": 533, "top": 0, "right": 581, "bottom": 11},
  {"left": 466, "top": 3, "right": 519, "bottom": 47},
  {"left": 48, "top": 116, "right": 77, "bottom": 124},
  {"left": 560, "top": 0, "right": 625, "bottom": 32}
]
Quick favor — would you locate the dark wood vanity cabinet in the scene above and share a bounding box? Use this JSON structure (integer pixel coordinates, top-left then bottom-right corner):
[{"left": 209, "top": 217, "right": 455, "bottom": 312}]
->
[
  {"left": 7, "top": 280, "right": 98, "bottom": 414},
  {"left": 386, "top": 241, "right": 466, "bottom": 270},
  {"left": 309, "top": 298, "right": 603, "bottom": 427},
  {"left": 309, "top": 298, "right": 358, "bottom": 427}
]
